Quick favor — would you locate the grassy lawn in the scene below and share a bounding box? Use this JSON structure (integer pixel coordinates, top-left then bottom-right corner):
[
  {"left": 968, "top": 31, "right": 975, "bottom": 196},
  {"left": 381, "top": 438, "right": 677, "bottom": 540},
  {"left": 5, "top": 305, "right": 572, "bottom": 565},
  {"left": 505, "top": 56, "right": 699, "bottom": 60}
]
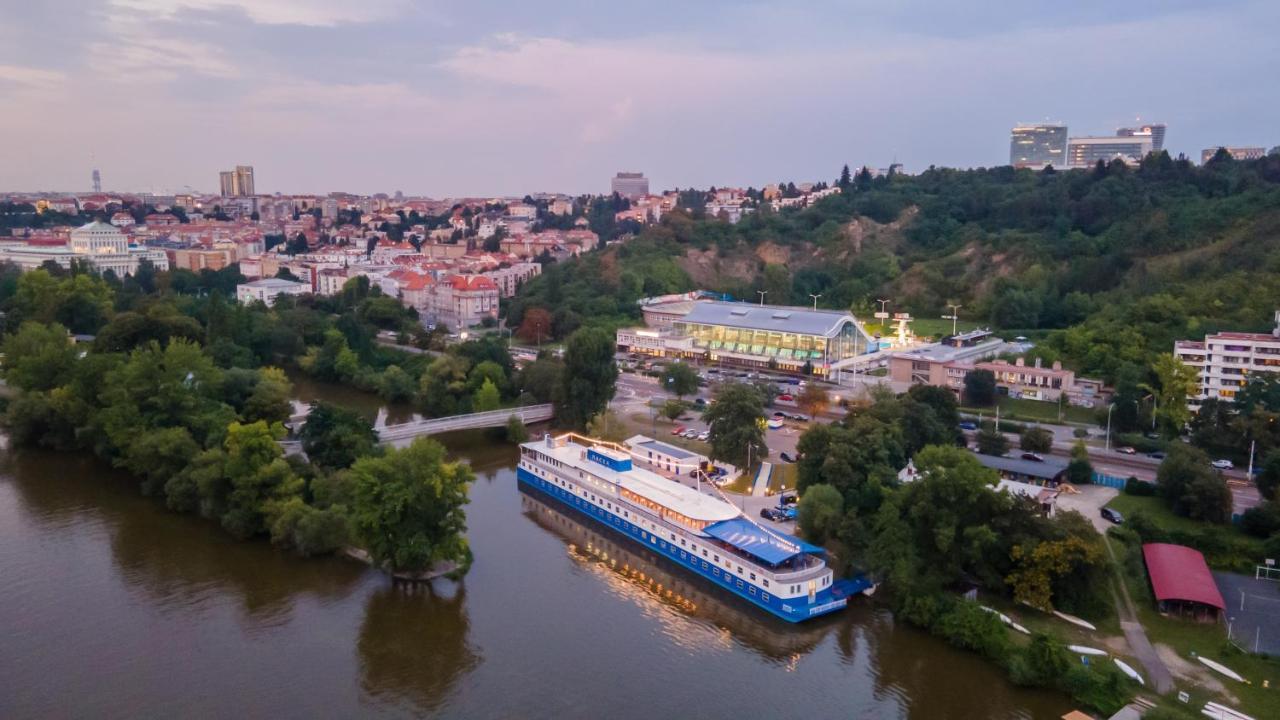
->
[
  {"left": 961, "top": 396, "right": 1098, "bottom": 426},
  {"left": 768, "top": 462, "right": 798, "bottom": 494},
  {"left": 887, "top": 317, "right": 983, "bottom": 340}
]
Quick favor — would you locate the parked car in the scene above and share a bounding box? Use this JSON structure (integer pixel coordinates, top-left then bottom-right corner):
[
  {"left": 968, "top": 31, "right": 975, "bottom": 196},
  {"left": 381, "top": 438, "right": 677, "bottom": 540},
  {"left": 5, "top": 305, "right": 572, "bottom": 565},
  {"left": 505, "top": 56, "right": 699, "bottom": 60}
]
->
[
  {"left": 766, "top": 418, "right": 784, "bottom": 430},
  {"left": 693, "top": 398, "right": 707, "bottom": 407},
  {"left": 697, "top": 431, "right": 710, "bottom": 441},
  {"left": 779, "top": 452, "right": 795, "bottom": 463},
  {"left": 782, "top": 506, "right": 798, "bottom": 521},
  {"left": 1147, "top": 451, "right": 1166, "bottom": 460},
  {"left": 778, "top": 492, "right": 798, "bottom": 506},
  {"left": 1116, "top": 446, "right": 1137, "bottom": 455},
  {"left": 958, "top": 421, "right": 978, "bottom": 431},
  {"left": 760, "top": 507, "right": 786, "bottom": 522},
  {"left": 1211, "top": 459, "right": 1235, "bottom": 470},
  {"left": 1100, "top": 507, "right": 1124, "bottom": 524},
  {"left": 671, "top": 425, "right": 685, "bottom": 436},
  {"left": 778, "top": 394, "right": 794, "bottom": 402},
  {"left": 1020, "top": 452, "right": 1044, "bottom": 462}
]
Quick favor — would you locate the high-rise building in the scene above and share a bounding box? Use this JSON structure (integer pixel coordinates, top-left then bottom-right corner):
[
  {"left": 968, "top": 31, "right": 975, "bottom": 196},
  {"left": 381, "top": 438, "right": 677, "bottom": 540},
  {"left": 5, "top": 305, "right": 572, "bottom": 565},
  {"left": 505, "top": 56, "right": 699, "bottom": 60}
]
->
[
  {"left": 1200, "top": 146, "right": 1266, "bottom": 164},
  {"left": 1066, "top": 136, "right": 1152, "bottom": 168},
  {"left": 219, "top": 165, "right": 256, "bottom": 197},
  {"left": 1009, "top": 124, "right": 1068, "bottom": 169},
  {"left": 1117, "top": 123, "right": 1166, "bottom": 151},
  {"left": 611, "top": 172, "right": 649, "bottom": 199},
  {"left": 92, "top": 168, "right": 101, "bottom": 193}
]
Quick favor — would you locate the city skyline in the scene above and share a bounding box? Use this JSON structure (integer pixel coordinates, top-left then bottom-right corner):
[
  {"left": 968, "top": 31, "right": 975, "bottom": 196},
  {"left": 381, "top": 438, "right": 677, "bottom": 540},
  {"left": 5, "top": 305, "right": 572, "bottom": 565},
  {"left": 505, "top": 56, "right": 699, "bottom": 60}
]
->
[{"left": 1, "top": 1, "right": 1277, "bottom": 196}]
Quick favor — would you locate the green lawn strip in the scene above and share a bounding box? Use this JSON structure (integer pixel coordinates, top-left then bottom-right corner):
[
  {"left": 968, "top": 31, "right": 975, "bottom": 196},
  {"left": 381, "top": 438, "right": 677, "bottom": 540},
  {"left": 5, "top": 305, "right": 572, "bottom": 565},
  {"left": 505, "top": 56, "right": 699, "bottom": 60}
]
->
[
  {"left": 768, "top": 462, "right": 797, "bottom": 494},
  {"left": 1104, "top": 495, "right": 1265, "bottom": 569}
]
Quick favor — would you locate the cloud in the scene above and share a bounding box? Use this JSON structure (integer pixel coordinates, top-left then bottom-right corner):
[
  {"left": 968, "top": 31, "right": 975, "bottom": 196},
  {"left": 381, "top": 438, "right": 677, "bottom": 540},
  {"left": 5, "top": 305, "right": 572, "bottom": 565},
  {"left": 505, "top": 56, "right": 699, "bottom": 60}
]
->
[
  {"left": 108, "top": 0, "right": 408, "bottom": 26},
  {"left": 0, "top": 64, "right": 66, "bottom": 87}
]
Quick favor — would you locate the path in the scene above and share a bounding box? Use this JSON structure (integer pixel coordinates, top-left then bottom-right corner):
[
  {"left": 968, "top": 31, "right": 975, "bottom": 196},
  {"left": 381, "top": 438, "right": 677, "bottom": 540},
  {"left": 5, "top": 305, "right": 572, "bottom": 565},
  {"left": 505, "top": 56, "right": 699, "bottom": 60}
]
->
[
  {"left": 286, "top": 404, "right": 554, "bottom": 451},
  {"left": 752, "top": 462, "right": 773, "bottom": 498},
  {"left": 1103, "top": 536, "right": 1175, "bottom": 694}
]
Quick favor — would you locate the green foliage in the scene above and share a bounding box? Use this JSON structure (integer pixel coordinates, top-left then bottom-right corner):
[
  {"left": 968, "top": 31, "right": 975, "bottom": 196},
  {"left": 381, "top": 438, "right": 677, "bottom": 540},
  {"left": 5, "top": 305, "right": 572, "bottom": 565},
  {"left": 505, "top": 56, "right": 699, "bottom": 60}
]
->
[
  {"left": 703, "top": 382, "right": 766, "bottom": 469},
  {"left": 299, "top": 402, "right": 379, "bottom": 470},
  {"left": 1156, "top": 444, "right": 1232, "bottom": 523},
  {"left": 557, "top": 327, "right": 618, "bottom": 429},
  {"left": 1067, "top": 440, "right": 1094, "bottom": 485},
  {"left": 661, "top": 362, "right": 699, "bottom": 399},
  {"left": 350, "top": 438, "right": 474, "bottom": 573},
  {"left": 1019, "top": 426, "right": 1054, "bottom": 453},
  {"left": 1, "top": 321, "right": 79, "bottom": 392},
  {"left": 976, "top": 426, "right": 1010, "bottom": 456},
  {"left": 505, "top": 414, "right": 529, "bottom": 444},
  {"left": 797, "top": 483, "right": 843, "bottom": 544},
  {"left": 472, "top": 378, "right": 501, "bottom": 412},
  {"left": 963, "top": 369, "right": 997, "bottom": 407}
]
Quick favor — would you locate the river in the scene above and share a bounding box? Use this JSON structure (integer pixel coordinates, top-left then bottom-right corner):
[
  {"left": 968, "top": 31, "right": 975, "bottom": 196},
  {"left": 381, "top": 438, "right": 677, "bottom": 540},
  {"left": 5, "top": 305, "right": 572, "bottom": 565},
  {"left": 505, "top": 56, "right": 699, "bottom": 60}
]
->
[{"left": 0, "top": 388, "right": 1073, "bottom": 719}]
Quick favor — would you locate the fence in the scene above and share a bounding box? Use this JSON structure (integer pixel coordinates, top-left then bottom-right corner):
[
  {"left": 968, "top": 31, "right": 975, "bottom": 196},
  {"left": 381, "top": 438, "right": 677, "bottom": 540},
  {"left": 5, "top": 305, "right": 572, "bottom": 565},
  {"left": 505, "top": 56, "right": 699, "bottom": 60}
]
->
[{"left": 1092, "top": 472, "right": 1128, "bottom": 490}]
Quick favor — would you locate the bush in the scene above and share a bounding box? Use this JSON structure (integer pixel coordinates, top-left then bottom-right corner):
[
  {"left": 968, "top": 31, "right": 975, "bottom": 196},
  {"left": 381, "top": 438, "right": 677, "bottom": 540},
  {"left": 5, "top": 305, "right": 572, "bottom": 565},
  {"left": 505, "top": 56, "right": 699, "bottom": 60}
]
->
[
  {"left": 930, "top": 601, "right": 1011, "bottom": 662},
  {"left": 1241, "top": 502, "right": 1280, "bottom": 539},
  {"left": 1020, "top": 427, "right": 1054, "bottom": 453},
  {"left": 1124, "top": 477, "right": 1157, "bottom": 496},
  {"left": 976, "top": 427, "right": 1010, "bottom": 456},
  {"left": 1061, "top": 663, "right": 1132, "bottom": 716}
]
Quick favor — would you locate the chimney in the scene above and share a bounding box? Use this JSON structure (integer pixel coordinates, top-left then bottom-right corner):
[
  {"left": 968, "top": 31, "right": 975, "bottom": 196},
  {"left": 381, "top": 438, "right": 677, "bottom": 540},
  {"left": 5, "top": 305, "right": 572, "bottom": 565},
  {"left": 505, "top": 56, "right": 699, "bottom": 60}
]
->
[
  {"left": 1034, "top": 357, "right": 1042, "bottom": 369},
  {"left": 1015, "top": 357, "right": 1025, "bottom": 367}
]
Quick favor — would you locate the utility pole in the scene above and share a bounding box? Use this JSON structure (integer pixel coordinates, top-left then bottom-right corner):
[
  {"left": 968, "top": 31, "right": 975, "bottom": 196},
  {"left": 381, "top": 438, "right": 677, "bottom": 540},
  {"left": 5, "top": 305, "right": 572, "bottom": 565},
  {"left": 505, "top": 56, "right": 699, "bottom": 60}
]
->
[
  {"left": 808, "top": 293, "right": 822, "bottom": 311},
  {"left": 1106, "top": 403, "right": 1115, "bottom": 452},
  {"left": 943, "top": 303, "right": 963, "bottom": 336},
  {"left": 757, "top": 290, "right": 768, "bottom": 307}
]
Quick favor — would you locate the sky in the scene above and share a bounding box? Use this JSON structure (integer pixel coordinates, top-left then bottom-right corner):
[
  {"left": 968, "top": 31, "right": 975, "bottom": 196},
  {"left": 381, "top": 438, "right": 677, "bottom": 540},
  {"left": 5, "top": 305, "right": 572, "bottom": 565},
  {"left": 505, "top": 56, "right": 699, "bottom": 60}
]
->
[{"left": 0, "top": 0, "right": 1276, "bottom": 197}]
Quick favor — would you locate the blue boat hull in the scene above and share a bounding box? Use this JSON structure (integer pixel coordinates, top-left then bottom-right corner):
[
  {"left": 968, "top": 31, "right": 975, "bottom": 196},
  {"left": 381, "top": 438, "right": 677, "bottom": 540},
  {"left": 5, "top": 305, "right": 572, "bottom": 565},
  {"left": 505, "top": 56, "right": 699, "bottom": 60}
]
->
[{"left": 517, "top": 467, "right": 866, "bottom": 623}]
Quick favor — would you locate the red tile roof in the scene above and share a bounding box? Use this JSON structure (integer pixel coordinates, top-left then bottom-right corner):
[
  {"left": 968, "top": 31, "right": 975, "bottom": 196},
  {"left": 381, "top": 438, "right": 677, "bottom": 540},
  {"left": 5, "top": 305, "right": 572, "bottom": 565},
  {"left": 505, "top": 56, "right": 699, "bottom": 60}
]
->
[
  {"left": 447, "top": 275, "right": 497, "bottom": 291},
  {"left": 1142, "top": 543, "right": 1225, "bottom": 610}
]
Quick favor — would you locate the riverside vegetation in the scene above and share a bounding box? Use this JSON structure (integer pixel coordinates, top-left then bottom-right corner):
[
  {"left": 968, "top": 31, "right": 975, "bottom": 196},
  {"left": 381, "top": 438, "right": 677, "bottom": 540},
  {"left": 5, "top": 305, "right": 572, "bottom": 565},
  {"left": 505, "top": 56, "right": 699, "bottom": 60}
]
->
[{"left": 0, "top": 262, "right": 618, "bottom": 575}]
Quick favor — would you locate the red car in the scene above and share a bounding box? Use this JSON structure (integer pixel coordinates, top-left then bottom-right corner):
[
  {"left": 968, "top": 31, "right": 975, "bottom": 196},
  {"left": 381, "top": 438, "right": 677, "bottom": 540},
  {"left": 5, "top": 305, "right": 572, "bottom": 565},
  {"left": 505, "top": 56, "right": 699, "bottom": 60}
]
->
[
  {"left": 671, "top": 425, "right": 685, "bottom": 435},
  {"left": 778, "top": 394, "right": 794, "bottom": 401}
]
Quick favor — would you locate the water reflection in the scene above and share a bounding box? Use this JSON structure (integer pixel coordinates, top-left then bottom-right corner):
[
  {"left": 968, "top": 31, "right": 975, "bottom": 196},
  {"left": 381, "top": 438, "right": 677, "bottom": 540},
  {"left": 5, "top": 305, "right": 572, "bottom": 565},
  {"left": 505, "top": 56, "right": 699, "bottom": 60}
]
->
[
  {"left": 3, "top": 447, "right": 364, "bottom": 625},
  {"left": 519, "top": 489, "right": 834, "bottom": 661},
  {"left": 357, "top": 583, "right": 480, "bottom": 715}
]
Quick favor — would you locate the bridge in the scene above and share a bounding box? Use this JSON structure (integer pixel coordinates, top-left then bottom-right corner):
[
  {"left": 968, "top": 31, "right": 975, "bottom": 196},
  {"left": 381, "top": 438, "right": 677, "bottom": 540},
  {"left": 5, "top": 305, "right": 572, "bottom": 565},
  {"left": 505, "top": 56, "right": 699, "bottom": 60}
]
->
[{"left": 284, "top": 403, "right": 555, "bottom": 453}]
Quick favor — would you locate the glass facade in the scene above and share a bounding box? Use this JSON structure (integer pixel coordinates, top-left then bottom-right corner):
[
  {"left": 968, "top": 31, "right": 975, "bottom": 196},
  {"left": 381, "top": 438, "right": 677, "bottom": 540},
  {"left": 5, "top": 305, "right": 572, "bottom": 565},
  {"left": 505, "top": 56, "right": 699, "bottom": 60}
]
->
[
  {"left": 1010, "top": 124, "right": 1067, "bottom": 168},
  {"left": 672, "top": 319, "right": 862, "bottom": 369}
]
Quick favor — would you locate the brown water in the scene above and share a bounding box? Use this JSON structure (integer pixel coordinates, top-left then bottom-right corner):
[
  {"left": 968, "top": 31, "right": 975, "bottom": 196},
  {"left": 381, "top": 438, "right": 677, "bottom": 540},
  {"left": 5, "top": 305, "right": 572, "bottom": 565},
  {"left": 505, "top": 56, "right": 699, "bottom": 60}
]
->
[{"left": 0, "top": 395, "right": 1073, "bottom": 719}]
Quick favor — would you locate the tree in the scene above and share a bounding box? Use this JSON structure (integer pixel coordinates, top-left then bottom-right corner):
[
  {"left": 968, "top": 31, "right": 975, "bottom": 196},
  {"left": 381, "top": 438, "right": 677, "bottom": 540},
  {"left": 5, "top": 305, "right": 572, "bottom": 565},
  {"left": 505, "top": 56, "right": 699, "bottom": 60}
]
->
[
  {"left": 963, "top": 369, "right": 997, "bottom": 407},
  {"left": 1066, "top": 441, "right": 1094, "bottom": 485},
  {"left": 1257, "top": 448, "right": 1280, "bottom": 501},
  {"left": 556, "top": 327, "right": 618, "bottom": 429},
  {"left": 1020, "top": 427, "right": 1054, "bottom": 453},
  {"left": 299, "top": 402, "right": 380, "bottom": 470},
  {"left": 351, "top": 437, "right": 474, "bottom": 573},
  {"left": 1156, "top": 445, "right": 1231, "bottom": 523},
  {"left": 505, "top": 414, "right": 529, "bottom": 443},
  {"left": 516, "top": 307, "right": 553, "bottom": 344},
  {"left": 585, "top": 410, "right": 626, "bottom": 442},
  {"left": 1, "top": 321, "right": 78, "bottom": 392},
  {"left": 661, "top": 398, "right": 685, "bottom": 422},
  {"left": 661, "top": 362, "right": 699, "bottom": 399},
  {"left": 472, "top": 378, "right": 501, "bottom": 413},
  {"left": 518, "top": 355, "right": 563, "bottom": 404},
  {"left": 703, "top": 382, "right": 766, "bottom": 469},
  {"left": 797, "top": 483, "right": 843, "bottom": 544},
  {"left": 1150, "top": 352, "right": 1198, "bottom": 437},
  {"left": 797, "top": 383, "right": 829, "bottom": 419},
  {"left": 1006, "top": 535, "right": 1104, "bottom": 611},
  {"left": 377, "top": 365, "right": 416, "bottom": 403},
  {"left": 220, "top": 420, "right": 302, "bottom": 539},
  {"left": 243, "top": 366, "right": 293, "bottom": 425},
  {"left": 976, "top": 426, "right": 1009, "bottom": 456}
]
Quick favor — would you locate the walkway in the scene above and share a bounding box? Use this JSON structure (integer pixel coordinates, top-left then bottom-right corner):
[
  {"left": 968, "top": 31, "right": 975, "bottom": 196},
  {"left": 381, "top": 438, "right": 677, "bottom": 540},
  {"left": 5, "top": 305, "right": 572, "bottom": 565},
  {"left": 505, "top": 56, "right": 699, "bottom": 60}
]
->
[
  {"left": 1103, "top": 536, "right": 1175, "bottom": 694},
  {"left": 751, "top": 462, "right": 773, "bottom": 497},
  {"left": 287, "top": 404, "right": 555, "bottom": 451}
]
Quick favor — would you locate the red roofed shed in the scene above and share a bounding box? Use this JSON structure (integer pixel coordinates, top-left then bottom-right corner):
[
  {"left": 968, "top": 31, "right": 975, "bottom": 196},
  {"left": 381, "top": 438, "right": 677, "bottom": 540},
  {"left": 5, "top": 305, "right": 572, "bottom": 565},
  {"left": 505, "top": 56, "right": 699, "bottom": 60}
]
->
[{"left": 1142, "top": 543, "right": 1225, "bottom": 621}]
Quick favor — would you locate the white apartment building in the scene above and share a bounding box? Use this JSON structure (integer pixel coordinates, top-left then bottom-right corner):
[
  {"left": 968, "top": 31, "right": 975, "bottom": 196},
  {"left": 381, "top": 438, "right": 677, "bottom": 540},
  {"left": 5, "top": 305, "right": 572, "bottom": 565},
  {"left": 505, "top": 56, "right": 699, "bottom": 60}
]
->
[
  {"left": 1175, "top": 311, "right": 1280, "bottom": 410},
  {"left": 0, "top": 220, "right": 169, "bottom": 275}
]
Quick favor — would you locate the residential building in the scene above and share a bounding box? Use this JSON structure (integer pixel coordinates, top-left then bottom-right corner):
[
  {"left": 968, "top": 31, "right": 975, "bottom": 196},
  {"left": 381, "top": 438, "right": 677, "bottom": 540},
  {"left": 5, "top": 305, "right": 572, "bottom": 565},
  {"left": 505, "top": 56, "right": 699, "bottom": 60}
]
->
[
  {"left": 236, "top": 278, "right": 309, "bottom": 306},
  {"left": 1174, "top": 311, "right": 1280, "bottom": 411},
  {"left": 1010, "top": 123, "right": 1068, "bottom": 168},
  {"left": 611, "top": 172, "right": 650, "bottom": 199},
  {"left": 1066, "top": 136, "right": 1152, "bottom": 167},
  {"left": 480, "top": 262, "right": 541, "bottom": 297},
  {"left": 1200, "top": 146, "right": 1266, "bottom": 164},
  {"left": 429, "top": 275, "right": 499, "bottom": 330},
  {"left": 1117, "top": 123, "right": 1166, "bottom": 151},
  {"left": 218, "top": 165, "right": 255, "bottom": 197}
]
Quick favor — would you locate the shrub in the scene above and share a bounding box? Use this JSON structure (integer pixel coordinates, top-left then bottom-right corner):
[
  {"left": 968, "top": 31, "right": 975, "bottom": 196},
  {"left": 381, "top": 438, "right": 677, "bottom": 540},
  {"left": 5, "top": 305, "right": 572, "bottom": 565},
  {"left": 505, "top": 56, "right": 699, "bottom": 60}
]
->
[
  {"left": 930, "top": 601, "right": 1011, "bottom": 662},
  {"left": 1124, "top": 477, "right": 1157, "bottom": 496},
  {"left": 1061, "top": 663, "right": 1133, "bottom": 716},
  {"left": 1241, "top": 502, "right": 1280, "bottom": 539}
]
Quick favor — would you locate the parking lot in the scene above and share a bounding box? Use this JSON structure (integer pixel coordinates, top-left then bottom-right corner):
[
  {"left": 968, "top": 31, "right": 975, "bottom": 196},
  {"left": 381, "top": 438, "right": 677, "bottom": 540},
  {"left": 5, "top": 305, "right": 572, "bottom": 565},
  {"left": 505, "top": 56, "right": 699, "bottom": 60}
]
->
[{"left": 1215, "top": 570, "right": 1280, "bottom": 655}]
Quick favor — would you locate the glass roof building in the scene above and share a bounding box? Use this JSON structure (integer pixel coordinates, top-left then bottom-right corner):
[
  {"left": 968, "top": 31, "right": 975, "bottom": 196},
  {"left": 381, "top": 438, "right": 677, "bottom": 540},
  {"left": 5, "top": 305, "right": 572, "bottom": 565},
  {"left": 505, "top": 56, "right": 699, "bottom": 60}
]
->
[
  {"left": 1010, "top": 123, "right": 1068, "bottom": 168},
  {"left": 670, "top": 301, "right": 875, "bottom": 375}
]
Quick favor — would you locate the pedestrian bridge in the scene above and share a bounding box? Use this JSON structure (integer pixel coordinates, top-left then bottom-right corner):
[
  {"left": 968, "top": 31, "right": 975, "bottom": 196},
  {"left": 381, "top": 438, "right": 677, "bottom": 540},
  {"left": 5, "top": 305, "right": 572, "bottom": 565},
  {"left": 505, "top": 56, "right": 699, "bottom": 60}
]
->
[{"left": 285, "top": 403, "right": 554, "bottom": 452}]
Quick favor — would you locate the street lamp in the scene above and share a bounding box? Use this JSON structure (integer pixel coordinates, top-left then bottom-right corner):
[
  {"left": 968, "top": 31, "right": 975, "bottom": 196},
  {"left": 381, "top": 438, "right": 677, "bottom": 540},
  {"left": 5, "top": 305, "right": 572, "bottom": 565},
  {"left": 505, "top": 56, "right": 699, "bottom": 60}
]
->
[
  {"left": 756, "top": 290, "right": 768, "bottom": 307},
  {"left": 808, "top": 293, "right": 822, "bottom": 311},
  {"left": 1105, "top": 402, "right": 1115, "bottom": 451},
  {"left": 943, "top": 303, "right": 963, "bottom": 336}
]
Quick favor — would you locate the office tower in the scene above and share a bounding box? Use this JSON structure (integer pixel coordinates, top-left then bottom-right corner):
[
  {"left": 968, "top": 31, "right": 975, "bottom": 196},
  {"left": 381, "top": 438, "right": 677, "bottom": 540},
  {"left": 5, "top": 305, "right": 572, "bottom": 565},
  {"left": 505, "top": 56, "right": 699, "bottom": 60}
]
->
[
  {"left": 1009, "top": 124, "right": 1068, "bottom": 168},
  {"left": 1200, "top": 146, "right": 1266, "bottom": 164},
  {"left": 1117, "top": 123, "right": 1166, "bottom": 151},
  {"left": 219, "top": 170, "right": 237, "bottom": 197},
  {"left": 1066, "top": 136, "right": 1153, "bottom": 167},
  {"left": 92, "top": 168, "right": 101, "bottom": 193},
  {"left": 611, "top": 172, "right": 650, "bottom": 199},
  {"left": 218, "top": 165, "right": 256, "bottom": 197}
]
